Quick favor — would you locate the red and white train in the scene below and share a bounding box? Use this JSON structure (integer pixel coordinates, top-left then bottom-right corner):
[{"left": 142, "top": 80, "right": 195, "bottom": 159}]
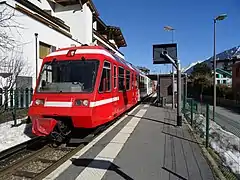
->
[{"left": 28, "top": 45, "right": 152, "bottom": 141}]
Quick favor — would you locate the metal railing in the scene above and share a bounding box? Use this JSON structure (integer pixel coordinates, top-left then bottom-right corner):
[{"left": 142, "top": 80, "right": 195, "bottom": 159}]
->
[
  {"left": 182, "top": 98, "right": 240, "bottom": 180},
  {"left": 0, "top": 88, "right": 33, "bottom": 125},
  {"left": 0, "top": 88, "right": 33, "bottom": 110}
]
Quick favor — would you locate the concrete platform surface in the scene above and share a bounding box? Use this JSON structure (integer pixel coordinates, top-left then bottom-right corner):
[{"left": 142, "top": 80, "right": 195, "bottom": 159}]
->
[{"left": 44, "top": 103, "right": 215, "bottom": 180}]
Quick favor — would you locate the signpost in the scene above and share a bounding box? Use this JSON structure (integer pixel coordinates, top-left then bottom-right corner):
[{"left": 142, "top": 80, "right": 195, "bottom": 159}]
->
[{"left": 153, "top": 43, "right": 182, "bottom": 126}]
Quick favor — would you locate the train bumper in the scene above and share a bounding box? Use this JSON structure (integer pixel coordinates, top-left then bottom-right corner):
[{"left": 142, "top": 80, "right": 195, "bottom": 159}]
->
[{"left": 32, "top": 117, "right": 57, "bottom": 136}]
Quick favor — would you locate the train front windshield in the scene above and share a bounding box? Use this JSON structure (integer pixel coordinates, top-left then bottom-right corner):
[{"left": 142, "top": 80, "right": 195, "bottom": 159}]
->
[{"left": 37, "top": 59, "right": 99, "bottom": 93}]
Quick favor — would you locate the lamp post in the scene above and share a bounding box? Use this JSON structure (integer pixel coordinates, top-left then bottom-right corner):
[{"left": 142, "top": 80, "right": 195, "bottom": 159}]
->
[
  {"left": 164, "top": 25, "right": 175, "bottom": 109},
  {"left": 213, "top": 14, "right": 227, "bottom": 121}
]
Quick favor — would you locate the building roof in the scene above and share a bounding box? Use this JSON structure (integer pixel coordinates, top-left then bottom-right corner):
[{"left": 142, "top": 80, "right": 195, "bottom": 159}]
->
[{"left": 216, "top": 68, "right": 232, "bottom": 78}]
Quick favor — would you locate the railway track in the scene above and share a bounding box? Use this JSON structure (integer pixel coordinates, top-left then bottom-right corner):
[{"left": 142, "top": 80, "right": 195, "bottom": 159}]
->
[
  {"left": 0, "top": 121, "right": 116, "bottom": 180},
  {"left": 0, "top": 94, "right": 156, "bottom": 180}
]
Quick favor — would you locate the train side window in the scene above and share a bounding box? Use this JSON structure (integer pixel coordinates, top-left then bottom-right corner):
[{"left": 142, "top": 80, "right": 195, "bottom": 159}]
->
[
  {"left": 99, "top": 61, "right": 111, "bottom": 92},
  {"left": 114, "top": 65, "right": 117, "bottom": 88},
  {"left": 126, "top": 70, "right": 130, "bottom": 90},
  {"left": 136, "top": 75, "right": 139, "bottom": 88},
  {"left": 118, "top": 67, "right": 124, "bottom": 91},
  {"left": 132, "top": 73, "right": 134, "bottom": 88}
]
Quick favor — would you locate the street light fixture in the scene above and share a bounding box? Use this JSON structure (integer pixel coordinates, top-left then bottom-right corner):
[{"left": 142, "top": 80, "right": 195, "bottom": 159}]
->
[
  {"left": 164, "top": 25, "right": 175, "bottom": 109},
  {"left": 164, "top": 26, "right": 175, "bottom": 43},
  {"left": 213, "top": 14, "right": 227, "bottom": 121},
  {"left": 215, "top": 14, "right": 227, "bottom": 21}
]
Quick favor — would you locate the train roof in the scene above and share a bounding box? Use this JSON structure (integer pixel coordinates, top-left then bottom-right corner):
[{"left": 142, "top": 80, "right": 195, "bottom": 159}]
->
[{"left": 47, "top": 45, "right": 147, "bottom": 76}]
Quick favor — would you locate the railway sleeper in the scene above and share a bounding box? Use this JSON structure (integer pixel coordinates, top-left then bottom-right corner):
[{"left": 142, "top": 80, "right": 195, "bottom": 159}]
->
[
  {"left": 37, "top": 158, "right": 57, "bottom": 164},
  {"left": 13, "top": 170, "right": 38, "bottom": 178}
]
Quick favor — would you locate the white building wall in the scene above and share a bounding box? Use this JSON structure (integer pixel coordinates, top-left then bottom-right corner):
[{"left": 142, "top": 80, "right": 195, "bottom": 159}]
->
[
  {"left": 0, "top": 2, "right": 82, "bottom": 89},
  {"left": 55, "top": 3, "right": 93, "bottom": 44}
]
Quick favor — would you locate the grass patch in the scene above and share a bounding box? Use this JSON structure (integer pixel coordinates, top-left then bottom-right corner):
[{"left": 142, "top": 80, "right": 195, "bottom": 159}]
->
[{"left": 0, "top": 109, "right": 28, "bottom": 124}]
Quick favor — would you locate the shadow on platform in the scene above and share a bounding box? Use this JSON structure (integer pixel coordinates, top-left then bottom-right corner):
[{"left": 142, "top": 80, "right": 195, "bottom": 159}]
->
[
  {"left": 23, "top": 123, "right": 35, "bottom": 138},
  {"left": 162, "top": 131, "right": 200, "bottom": 144},
  {"left": 71, "top": 158, "right": 134, "bottom": 180},
  {"left": 162, "top": 167, "right": 187, "bottom": 180},
  {"left": 128, "top": 114, "right": 176, "bottom": 127}
]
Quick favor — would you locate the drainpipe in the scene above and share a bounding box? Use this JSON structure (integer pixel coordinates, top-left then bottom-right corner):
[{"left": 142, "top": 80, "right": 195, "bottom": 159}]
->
[{"left": 35, "top": 33, "right": 38, "bottom": 81}]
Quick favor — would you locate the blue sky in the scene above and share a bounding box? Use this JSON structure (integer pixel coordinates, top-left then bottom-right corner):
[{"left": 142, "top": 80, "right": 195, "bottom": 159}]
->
[{"left": 93, "top": 0, "right": 240, "bottom": 73}]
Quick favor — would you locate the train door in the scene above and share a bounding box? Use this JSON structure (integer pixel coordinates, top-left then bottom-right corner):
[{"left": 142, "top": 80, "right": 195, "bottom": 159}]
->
[
  {"left": 112, "top": 64, "right": 118, "bottom": 117},
  {"left": 137, "top": 75, "right": 141, "bottom": 101},
  {"left": 118, "top": 66, "right": 125, "bottom": 112},
  {"left": 132, "top": 72, "right": 136, "bottom": 104},
  {"left": 96, "top": 60, "right": 113, "bottom": 124}
]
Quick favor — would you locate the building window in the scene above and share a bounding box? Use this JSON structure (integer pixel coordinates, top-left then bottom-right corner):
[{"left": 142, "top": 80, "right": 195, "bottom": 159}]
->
[
  {"left": 118, "top": 67, "right": 125, "bottom": 91},
  {"left": 223, "top": 80, "right": 226, "bottom": 84},
  {"left": 39, "top": 41, "right": 56, "bottom": 59},
  {"left": 113, "top": 65, "right": 117, "bottom": 88},
  {"left": 99, "top": 61, "right": 111, "bottom": 92},
  {"left": 126, "top": 70, "right": 130, "bottom": 90},
  {"left": 216, "top": 74, "right": 220, "bottom": 78},
  {"left": 217, "top": 80, "right": 220, "bottom": 84}
]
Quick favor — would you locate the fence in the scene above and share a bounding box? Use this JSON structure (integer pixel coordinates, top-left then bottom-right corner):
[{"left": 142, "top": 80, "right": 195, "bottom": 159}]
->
[
  {"left": 0, "top": 88, "right": 33, "bottom": 110},
  {"left": 0, "top": 88, "right": 34, "bottom": 125},
  {"left": 182, "top": 98, "right": 240, "bottom": 180}
]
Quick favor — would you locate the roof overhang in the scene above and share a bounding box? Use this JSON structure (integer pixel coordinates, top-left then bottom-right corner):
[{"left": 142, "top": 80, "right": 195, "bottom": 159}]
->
[
  {"left": 106, "top": 26, "right": 127, "bottom": 48},
  {"left": 54, "top": 0, "right": 99, "bottom": 16}
]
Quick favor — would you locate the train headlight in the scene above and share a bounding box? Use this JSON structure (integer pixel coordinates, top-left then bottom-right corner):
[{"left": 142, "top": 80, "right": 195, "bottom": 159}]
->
[
  {"left": 82, "top": 100, "right": 89, "bottom": 106},
  {"left": 75, "top": 99, "right": 82, "bottom": 106},
  {"left": 74, "top": 99, "right": 88, "bottom": 106},
  {"left": 35, "top": 99, "right": 44, "bottom": 105}
]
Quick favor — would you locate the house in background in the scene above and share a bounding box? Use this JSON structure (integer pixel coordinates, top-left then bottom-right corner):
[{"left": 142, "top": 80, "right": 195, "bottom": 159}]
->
[
  {"left": 215, "top": 68, "right": 232, "bottom": 86},
  {"left": 0, "top": 0, "right": 127, "bottom": 89}
]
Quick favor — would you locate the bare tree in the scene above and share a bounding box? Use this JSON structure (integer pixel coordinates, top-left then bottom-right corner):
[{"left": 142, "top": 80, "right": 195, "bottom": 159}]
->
[
  {"left": 0, "top": 7, "right": 23, "bottom": 52},
  {"left": 0, "top": 6, "right": 29, "bottom": 113}
]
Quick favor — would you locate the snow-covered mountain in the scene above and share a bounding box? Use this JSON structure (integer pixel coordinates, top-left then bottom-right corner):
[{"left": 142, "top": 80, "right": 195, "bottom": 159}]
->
[{"left": 184, "top": 45, "right": 240, "bottom": 74}]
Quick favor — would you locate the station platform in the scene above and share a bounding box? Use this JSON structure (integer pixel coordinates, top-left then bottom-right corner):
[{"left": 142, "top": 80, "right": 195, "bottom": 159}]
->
[{"left": 44, "top": 103, "right": 215, "bottom": 180}]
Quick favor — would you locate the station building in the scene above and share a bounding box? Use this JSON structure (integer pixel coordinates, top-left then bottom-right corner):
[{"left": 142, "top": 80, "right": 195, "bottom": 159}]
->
[{"left": 0, "top": 0, "right": 126, "bottom": 89}]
